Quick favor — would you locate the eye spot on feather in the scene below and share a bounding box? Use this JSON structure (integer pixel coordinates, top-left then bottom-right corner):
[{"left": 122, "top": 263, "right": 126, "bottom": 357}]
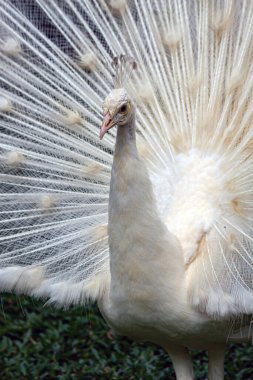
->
[
  {"left": 92, "top": 224, "right": 108, "bottom": 241},
  {"left": 0, "top": 97, "right": 13, "bottom": 112},
  {"left": 40, "top": 195, "right": 56, "bottom": 210},
  {"left": 211, "top": 5, "right": 234, "bottom": 40},
  {"left": 0, "top": 265, "right": 45, "bottom": 293},
  {"left": 82, "top": 162, "right": 104, "bottom": 177},
  {"left": 78, "top": 52, "right": 97, "bottom": 72},
  {"left": 226, "top": 69, "right": 247, "bottom": 95},
  {"left": 18, "top": 266, "right": 44, "bottom": 290},
  {"left": 162, "top": 31, "right": 182, "bottom": 52},
  {"left": 1, "top": 37, "right": 22, "bottom": 56},
  {"left": 5, "top": 151, "right": 25, "bottom": 166},
  {"left": 109, "top": 0, "right": 127, "bottom": 13},
  {"left": 56, "top": 109, "right": 83, "bottom": 127},
  {"left": 231, "top": 197, "right": 244, "bottom": 216}
]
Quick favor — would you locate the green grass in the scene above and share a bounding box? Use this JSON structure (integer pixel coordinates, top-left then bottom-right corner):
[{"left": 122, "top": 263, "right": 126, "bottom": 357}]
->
[{"left": 0, "top": 294, "right": 252, "bottom": 379}]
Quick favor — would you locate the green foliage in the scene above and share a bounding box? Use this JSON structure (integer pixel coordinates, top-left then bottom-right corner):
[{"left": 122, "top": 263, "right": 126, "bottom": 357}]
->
[{"left": 0, "top": 294, "right": 252, "bottom": 379}]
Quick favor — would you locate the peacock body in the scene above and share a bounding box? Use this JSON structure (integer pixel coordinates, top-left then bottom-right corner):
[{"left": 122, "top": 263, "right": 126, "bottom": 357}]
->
[{"left": 0, "top": 1, "right": 253, "bottom": 379}]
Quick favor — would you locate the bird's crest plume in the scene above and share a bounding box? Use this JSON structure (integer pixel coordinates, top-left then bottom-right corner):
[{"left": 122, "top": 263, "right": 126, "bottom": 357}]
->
[{"left": 112, "top": 54, "right": 137, "bottom": 88}]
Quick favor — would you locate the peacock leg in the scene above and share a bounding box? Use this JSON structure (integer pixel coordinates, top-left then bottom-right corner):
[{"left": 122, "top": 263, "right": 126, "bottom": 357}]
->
[
  {"left": 165, "top": 345, "right": 194, "bottom": 380},
  {"left": 208, "top": 344, "right": 225, "bottom": 380}
]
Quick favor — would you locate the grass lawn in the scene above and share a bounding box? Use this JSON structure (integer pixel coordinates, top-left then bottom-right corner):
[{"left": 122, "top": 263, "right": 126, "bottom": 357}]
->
[{"left": 0, "top": 293, "right": 252, "bottom": 379}]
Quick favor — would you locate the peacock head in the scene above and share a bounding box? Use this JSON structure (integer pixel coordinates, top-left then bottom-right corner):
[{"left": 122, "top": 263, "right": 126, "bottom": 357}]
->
[
  {"left": 100, "top": 88, "right": 134, "bottom": 139},
  {"left": 100, "top": 55, "right": 137, "bottom": 140}
]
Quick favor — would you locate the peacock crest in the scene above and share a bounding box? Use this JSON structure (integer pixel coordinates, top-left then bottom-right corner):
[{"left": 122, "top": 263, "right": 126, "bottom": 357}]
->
[{"left": 112, "top": 54, "right": 137, "bottom": 89}]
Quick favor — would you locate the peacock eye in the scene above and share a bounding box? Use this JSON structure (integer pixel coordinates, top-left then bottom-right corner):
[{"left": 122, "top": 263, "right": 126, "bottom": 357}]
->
[{"left": 119, "top": 104, "right": 128, "bottom": 114}]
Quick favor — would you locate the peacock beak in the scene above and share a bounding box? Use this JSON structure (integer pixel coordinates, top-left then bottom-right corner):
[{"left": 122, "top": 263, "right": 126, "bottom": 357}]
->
[{"left": 100, "top": 113, "right": 115, "bottom": 140}]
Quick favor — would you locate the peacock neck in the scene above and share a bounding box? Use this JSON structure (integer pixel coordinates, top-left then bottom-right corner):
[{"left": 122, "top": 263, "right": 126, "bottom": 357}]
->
[
  {"left": 108, "top": 114, "right": 186, "bottom": 298},
  {"left": 109, "top": 112, "right": 152, "bottom": 230},
  {"left": 114, "top": 112, "right": 137, "bottom": 158},
  {"left": 109, "top": 112, "right": 157, "bottom": 261}
]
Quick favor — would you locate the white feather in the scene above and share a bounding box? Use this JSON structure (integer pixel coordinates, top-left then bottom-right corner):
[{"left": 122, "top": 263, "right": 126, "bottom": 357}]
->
[{"left": 1, "top": 1, "right": 253, "bottom": 378}]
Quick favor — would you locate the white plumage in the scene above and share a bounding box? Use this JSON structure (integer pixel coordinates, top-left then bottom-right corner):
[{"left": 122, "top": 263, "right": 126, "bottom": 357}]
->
[{"left": 0, "top": 1, "right": 253, "bottom": 378}]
